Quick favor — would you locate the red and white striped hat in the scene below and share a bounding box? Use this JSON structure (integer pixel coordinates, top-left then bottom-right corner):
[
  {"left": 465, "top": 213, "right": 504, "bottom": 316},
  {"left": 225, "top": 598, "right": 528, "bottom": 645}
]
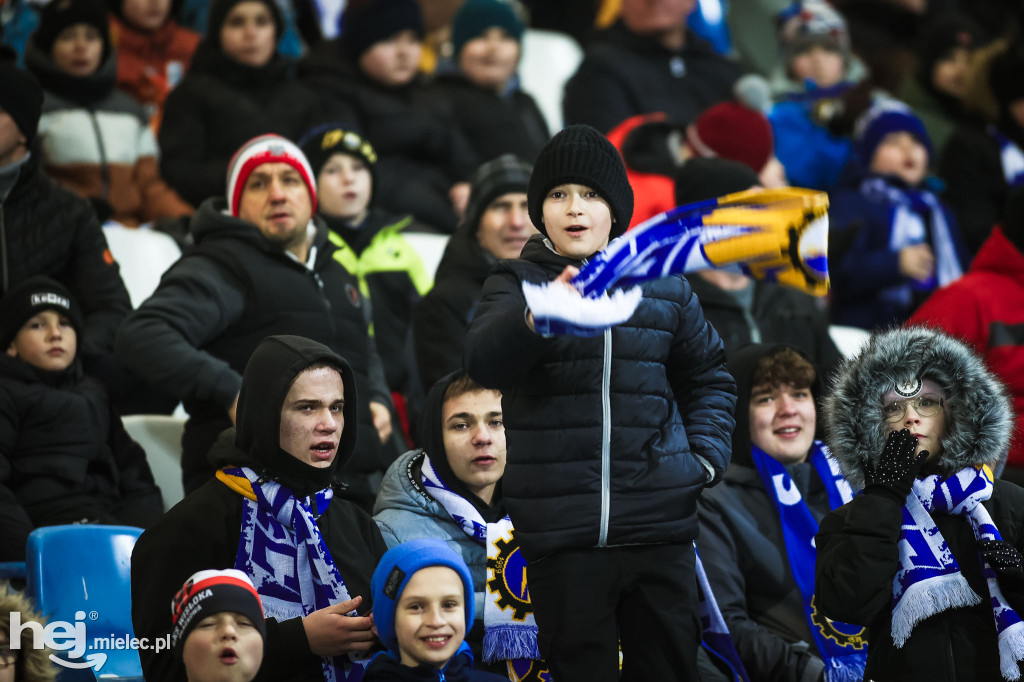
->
[
  {"left": 171, "top": 569, "right": 266, "bottom": 657},
  {"left": 226, "top": 134, "right": 317, "bottom": 217}
]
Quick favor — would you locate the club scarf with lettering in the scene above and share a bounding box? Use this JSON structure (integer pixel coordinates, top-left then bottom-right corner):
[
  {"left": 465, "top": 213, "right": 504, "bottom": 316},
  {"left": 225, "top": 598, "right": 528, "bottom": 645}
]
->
[
  {"left": 420, "top": 455, "right": 548, "bottom": 678},
  {"left": 893, "top": 467, "right": 1024, "bottom": 680},
  {"left": 750, "top": 442, "right": 866, "bottom": 682},
  {"left": 218, "top": 466, "right": 367, "bottom": 682},
  {"left": 990, "top": 127, "right": 1024, "bottom": 188},
  {"left": 695, "top": 545, "right": 751, "bottom": 682}
]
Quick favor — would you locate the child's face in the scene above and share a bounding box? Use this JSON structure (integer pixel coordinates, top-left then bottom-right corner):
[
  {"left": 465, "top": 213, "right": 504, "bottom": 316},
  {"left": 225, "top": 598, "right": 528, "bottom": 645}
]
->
[
  {"left": 395, "top": 566, "right": 466, "bottom": 669},
  {"left": 358, "top": 30, "right": 421, "bottom": 88},
  {"left": 541, "top": 183, "right": 613, "bottom": 260},
  {"left": 219, "top": 1, "right": 276, "bottom": 68},
  {"left": 789, "top": 44, "right": 844, "bottom": 89},
  {"left": 931, "top": 47, "right": 972, "bottom": 99},
  {"left": 458, "top": 27, "right": 520, "bottom": 92},
  {"left": 317, "top": 153, "right": 372, "bottom": 223},
  {"left": 6, "top": 310, "right": 77, "bottom": 372},
  {"left": 182, "top": 612, "right": 263, "bottom": 682},
  {"left": 884, "top": 395, "right": 946, "bottom": 462},
  {"left": 441, "top": 388, "right": 506, "bottom": 505},
  {"left": 122, "top": 0, "right": 172, "bottom": 32},
  {"left": 870, "top": 131, "right": 928, "bottom": 187},
  {"left": 51, "top": 24, "right": 103, "bottom": 77}
]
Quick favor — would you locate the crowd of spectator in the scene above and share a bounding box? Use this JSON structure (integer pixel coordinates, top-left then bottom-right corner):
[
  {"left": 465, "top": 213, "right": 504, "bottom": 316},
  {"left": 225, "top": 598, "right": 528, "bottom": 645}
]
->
[{"left": 2, "top": 0, "right": 1024, "bottom": 679}]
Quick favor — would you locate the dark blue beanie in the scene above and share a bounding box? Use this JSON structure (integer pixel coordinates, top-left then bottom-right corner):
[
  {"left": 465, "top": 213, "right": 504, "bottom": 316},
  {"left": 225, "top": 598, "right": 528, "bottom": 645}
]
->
[
  {"left": 451, "top": 0, "right": 524, "bottom": 56},
  {"left": 370, "top": 539, "right": 475, "bottom": 657},
  {"left": 854, "top": 100, "right": 933, "bottom": 169}
]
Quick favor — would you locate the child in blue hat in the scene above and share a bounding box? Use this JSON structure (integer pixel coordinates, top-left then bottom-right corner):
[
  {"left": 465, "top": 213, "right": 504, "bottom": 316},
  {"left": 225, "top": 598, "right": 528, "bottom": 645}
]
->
[{"left": 365, "top": 538, "right": 506, "bottom": 680}]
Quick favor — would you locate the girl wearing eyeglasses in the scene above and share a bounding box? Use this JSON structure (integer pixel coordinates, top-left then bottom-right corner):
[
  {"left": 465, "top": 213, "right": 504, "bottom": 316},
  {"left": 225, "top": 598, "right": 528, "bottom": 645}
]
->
[{"left": 814, "top": 325, "right": 1024, "bottom": 682}]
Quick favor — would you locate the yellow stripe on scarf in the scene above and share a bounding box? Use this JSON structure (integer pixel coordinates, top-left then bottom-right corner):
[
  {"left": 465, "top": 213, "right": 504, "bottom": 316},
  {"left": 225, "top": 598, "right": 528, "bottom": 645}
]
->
[{"left": 216, "top": 468, "right": 257, "bottom": 501}]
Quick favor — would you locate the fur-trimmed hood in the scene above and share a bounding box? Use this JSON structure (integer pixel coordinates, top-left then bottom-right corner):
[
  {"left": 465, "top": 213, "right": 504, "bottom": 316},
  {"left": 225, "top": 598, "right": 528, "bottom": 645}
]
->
[{"left": 826, "top": 326, "right": 1014, "bottom": 488}]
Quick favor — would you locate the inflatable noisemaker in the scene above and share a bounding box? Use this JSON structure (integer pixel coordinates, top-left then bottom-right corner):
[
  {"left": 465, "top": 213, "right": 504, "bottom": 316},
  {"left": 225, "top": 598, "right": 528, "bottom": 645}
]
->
[{"left": 523, "top": 187, "right": 830, "bottom": 337}]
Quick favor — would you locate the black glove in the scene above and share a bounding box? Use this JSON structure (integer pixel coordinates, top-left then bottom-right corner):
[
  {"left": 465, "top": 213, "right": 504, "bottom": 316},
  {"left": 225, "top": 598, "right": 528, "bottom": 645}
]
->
[
  {"left": 979, "top": 539, "right": 1024, "bottom": 582},
  {"left": 863, "top": 428, "right": 929, "bottom": 499}
]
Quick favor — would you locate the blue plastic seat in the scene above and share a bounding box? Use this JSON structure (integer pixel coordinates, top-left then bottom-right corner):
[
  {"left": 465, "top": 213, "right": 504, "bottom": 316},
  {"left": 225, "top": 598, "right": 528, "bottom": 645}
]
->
[{"left": 24, "top": 525, "right": 145, "bottom": 681}]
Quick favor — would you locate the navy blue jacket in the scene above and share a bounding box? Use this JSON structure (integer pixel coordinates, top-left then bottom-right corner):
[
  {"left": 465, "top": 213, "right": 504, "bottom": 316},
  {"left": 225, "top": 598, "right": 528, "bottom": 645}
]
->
[{"left": 464, "top": 235, "right": 736, "bottom": 560}]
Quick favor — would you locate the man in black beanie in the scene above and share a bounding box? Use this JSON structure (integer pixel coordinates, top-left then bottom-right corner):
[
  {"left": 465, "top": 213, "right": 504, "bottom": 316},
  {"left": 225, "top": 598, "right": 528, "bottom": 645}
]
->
[
  {"left": 464, "top": 124, "right": 737, "bottom": 681},
  {"left": 413, "top": 154, "right": 535, "bottom": 390}
]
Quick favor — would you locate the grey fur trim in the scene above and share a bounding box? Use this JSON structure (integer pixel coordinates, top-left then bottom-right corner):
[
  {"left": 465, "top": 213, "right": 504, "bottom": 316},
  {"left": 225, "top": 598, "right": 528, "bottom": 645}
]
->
[{"left": 825, "top": 326, "right": 1014, "bottom": 489}]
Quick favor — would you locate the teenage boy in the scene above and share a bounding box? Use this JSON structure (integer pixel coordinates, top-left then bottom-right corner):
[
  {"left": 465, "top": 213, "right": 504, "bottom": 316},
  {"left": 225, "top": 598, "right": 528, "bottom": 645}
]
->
[
  {"left": 171, "top": 569, "right": 266, "bottom": 682},
  {"left": 363, "top": 538, "right": 506, "bottom": 681},
  {"left": 464, "top": 124, "right": 737, "bottom": 681},
  {"left": 373, "top": 372, "right": 506, "bottom": 663}
]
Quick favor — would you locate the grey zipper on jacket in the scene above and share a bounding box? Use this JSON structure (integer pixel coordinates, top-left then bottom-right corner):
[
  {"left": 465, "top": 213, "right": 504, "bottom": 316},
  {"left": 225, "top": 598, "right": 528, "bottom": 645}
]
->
[{"left": 598, "top": 325, "right": 612, "bottom": 546}]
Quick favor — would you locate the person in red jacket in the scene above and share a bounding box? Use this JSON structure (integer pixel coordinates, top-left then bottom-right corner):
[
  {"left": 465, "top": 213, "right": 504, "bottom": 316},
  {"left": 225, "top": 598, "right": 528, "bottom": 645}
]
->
[
  {"left": 108, "top": 0, "right": 200, "bottom": 132},
  {"left": 908, "top": 186, "right": 1024, "bottom": 484}
]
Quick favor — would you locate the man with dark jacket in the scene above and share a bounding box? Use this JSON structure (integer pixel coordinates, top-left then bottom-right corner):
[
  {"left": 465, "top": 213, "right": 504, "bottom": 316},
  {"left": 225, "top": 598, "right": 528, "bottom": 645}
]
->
[
  {"left": 675, "top": 158, "right": 842, "bottom": 378},
  {"left": 562, "top": 0, "right": 744, "bottom": 134},
  {"left": 0, "top": 55, "right": 131, "bottom": 380},
  {"left": 464, "top": 125, "right": 737, "bottom": 681},
  {"left": 131, "top": 335, "right": 388, "bottom": 682},
  {"left": 116, "top": 135, "right": 392, "bottom": 504},
  {"left": 413, "top": 155, "right": 535, "bottom": 391},
  {"left": 696, "top": 344, "right": 857, "bottom": 682}
]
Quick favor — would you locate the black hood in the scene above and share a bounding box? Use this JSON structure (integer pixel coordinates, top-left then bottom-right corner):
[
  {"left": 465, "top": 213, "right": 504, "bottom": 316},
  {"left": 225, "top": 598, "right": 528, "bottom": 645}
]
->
[
  {"left": 416, "top": 371, "right": 505, "bottom": 522},
  {"left": 726, "top": 343, "right": 824, "bottom": 468},
  {"left": 24, "top": 36, "right": 117, "bottom": 106},
  {"left": 209, "top": 335, "right": 358, "bottom": 496}
]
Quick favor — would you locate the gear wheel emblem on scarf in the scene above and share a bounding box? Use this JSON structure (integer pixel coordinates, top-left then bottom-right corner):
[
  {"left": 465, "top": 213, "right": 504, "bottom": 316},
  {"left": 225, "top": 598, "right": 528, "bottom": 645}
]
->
[
  {"left": 487, "top": 535, "right": 533, "bottom": 621},
  {"left": 810, "top": 595, "right": 867, "bottom": 650}
]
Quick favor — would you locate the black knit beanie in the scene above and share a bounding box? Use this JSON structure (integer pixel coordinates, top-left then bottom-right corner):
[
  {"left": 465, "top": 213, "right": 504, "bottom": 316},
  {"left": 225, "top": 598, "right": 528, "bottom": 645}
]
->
[
  {"left": 299, "top": 122, "right": 378, "bottom": 198},
  {"left": 464, "top": 154, "right": 532, "bottom": 233},
  {"left": 674, "top": 157, "right": 759, "bottom": 206},
  {"left": 340, "top": 0, "right": 423, "bottom": 61},
  {"left": 916, "top": 12, "right": 985, "bottom": 88},
  {"left": 0, "top": 57, "right": 43, "bottom": 146},
  {"left": 206, "top": 0, "right": 283, "bottom": 50},
  {"left": 527, "top": 124, "right": 633, "bottom": 239},
  {"left": 170, "top": 569, "right": 266, "bottom": 661},
  {"left": 451, "top": 0, "right": 524, "bottom": 57},
  {"left": 0, "top": 276, "right": 84, "bottom": 351},
  {"left": 33, "top": 0, "right": 111, "bottom": 60}
]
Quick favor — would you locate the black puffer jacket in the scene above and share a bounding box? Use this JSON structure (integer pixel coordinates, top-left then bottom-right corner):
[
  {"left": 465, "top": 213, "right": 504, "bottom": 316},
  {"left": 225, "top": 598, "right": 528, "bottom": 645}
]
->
[
  {"left": 0, "top": 355, "right": 162, "bottom": 560},
  {"left": 0, "top": 153, "right": 130, "bottom": 367},
  {"left": 131, "top": 336, "right": 388, "bottom": 682},
  {"left": 563, "top": 22, "right": 743, "bottom": 134},
  {"left": 816, "top": 327, "right": 1023, "bottom": 680},
  {"left": 159, "top": 43, "right": 345, "bottom": 206},
  {"left": 116, "top": 199, "right": 391, "bottom": 493},
  {"left": 302, "top": 47, "right": 478, "bottom": 233},
  {"left": 464, "top": 235, "right": 737, "bottom": 560},
  {"left": 412, "top": 224, "right": 495, "bottom": 391},
  {"left": 431, "top": 74, "right": 549, "bottom": 165}
]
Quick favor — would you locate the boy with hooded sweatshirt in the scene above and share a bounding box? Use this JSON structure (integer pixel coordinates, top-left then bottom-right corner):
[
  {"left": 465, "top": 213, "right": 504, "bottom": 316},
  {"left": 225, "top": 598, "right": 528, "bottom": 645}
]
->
[
  {"left": 131, "top": 335, "right": 388, "bottom": 682},
  {"left": 815, "top": 326, "right": 1024, "bottom": 680},
  {"left": 463, "top": 124, "right": 737, "bottom": 681},
  {"left": 0, "top": 276, "right": 162, "bottom": 560}
]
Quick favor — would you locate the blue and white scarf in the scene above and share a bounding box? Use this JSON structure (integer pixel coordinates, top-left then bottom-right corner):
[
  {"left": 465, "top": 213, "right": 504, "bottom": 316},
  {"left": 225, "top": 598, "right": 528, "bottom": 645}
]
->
[
  {"left": 861, "top": 177, "right": 963, "bottom": 301},
  {"left": 893, "top": 467, "right": 1024, "bottom": 680},
  {"left": 695, "top": 545, "right": 750, "bottom": 682},
  {"left": 420, "top": 455, "right": 547, "bottom": 677},
  {"left": 989, "top": 127, "right": 1024, "bottom": 188},
  {"left": 221, "top": 466, "right": 367, "bottom": 682},
  {"left": 751, "top": 443, "right": 867, "bottom": 682}
]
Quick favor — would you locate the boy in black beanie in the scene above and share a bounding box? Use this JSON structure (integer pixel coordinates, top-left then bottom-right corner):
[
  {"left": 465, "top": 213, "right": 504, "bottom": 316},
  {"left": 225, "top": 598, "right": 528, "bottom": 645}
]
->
[
  {"left": 463, "top": 125, "right": 737, "bottom": 681},
  {"left": 0, "top": 276, "right": 162, "bottom": 560}
]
